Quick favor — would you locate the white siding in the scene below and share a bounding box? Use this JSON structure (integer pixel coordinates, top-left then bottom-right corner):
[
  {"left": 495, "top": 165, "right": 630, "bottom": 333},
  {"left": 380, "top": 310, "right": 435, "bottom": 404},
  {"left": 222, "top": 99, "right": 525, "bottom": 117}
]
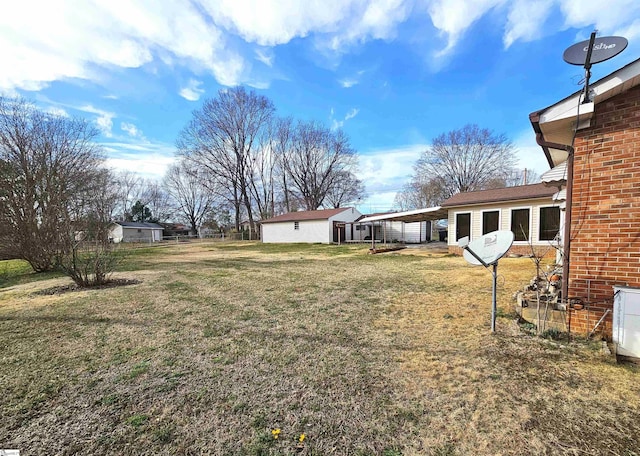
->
[
  {"left": 447, "top": 197, "right": 560, "bottom": 247},
  {"left": 262, "top": 219, "right": 332, "bottom": 243},
  {"left": 109, "top": 225, "right": 124, "bottom": 243},
  {"left": 262, "top": 208, "right": 362, "bottom": 244}
]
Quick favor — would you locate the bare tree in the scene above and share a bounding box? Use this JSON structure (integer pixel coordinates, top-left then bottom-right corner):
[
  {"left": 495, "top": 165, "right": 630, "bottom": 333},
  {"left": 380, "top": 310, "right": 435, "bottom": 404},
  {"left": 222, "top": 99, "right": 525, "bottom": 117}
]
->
[
  {"left": 165, "top": 160, "right": 216, "bottom": 234},
  {"left": 393, "top": 176, "right": 449, "bottom": 211},
  {"left": 140, "top": 180, "right": 173, "bottom": 223},
  {"left": 415, "top": 124, "right": 518, "bottom": 199},
  {"left": 113, "top": 170, "right": 143, "bottom": 220},
  {"left": 177, "top": 87, "right": 275, "bottom": 232},
  {"left": 324, "top": 171, "right": 365, "bottom": 208},
  {"left": 247, "top": 128, "right": 278, "bottom": 221},
  {"left": 270, "top": 117, "right": 295, "bottom": 213},
  {"left": 284, "top": 122, "right": 358, "bottom": 210},
  {"left": 0, "top": 97, "right": 104, "bottom": 272},
  {"left": 58, "top": 168, "right": 122, "bottom": 286}
]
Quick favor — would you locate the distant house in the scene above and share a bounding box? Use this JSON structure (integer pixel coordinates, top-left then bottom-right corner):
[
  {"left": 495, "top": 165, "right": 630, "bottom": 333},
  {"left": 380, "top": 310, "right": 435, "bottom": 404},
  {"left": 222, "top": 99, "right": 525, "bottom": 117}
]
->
[
  {"left": 161, "top": 223, "right": 191, "bottom": 237},
  {"left": 261, "top": 208, "right": 361, "bottom": 244},
  {"left": 108, "top": 221, "right": 164, "bottom": 243},
  {"left": 529, "top": 57, "right": 640, "bottom": 339},
  {"left": 440, "top": 183, "right": 560, "bottom": 256}
]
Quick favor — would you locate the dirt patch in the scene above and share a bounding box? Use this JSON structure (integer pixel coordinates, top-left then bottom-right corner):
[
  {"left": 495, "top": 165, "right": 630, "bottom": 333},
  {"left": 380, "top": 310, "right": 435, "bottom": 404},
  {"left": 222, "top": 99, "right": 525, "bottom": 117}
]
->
[{"left": 33, "top": 278, "right": 142, "bottom": 296}]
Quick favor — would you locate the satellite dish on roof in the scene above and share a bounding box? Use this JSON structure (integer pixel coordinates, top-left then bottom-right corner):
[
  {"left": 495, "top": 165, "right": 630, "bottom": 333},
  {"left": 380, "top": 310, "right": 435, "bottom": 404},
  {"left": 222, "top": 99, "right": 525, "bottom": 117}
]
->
[
  {"left": 563, "top": 32, "right": 628, "bottom": 104},
  {"left": 459, "top": 230, "right": 514, "bottom": 333},
  {"left": 563, "top": 36, "right": 628, "bottom": 65}
]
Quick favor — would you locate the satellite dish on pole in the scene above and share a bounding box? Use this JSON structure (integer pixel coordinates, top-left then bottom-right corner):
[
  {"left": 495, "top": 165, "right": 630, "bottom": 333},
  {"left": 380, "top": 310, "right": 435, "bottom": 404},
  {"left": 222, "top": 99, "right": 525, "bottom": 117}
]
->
[{"left": 459, "top": 230, "right": 514, "bottom": 333}]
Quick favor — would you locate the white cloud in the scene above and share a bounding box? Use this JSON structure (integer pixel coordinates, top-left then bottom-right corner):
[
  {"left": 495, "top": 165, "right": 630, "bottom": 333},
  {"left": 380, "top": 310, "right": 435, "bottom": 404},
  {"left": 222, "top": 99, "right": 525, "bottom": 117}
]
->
[
  {"left": 503, "top": 0, "right": 554, "bottom": 48},
  {"left": 339, "top": 78, "right": 358, "bottom": 88},
  {"left": 255, "top": 48, "right": 274, "bottom": 66},
  {"left": 78, "top": 104, "right": 115, "bottom": 137},
  {"left": 558, "top": 0, "right": 640, "bottom": 33},
  {"left": 3, "top": 0, "right": 638, "bottom": 93},
  {"left": 0, "top": 0, "right": 245, "bottom": 91},
  {"left": 357, "top": 144, "right": 426, "bottom": 211},
  {"left": 46, "top": 106, "right": 68, "bottom": 117},
  {"left": 121, "top": 122, "right": 145, "bottom": 139},
  {"left": 345, "top": 108, "right": 359, "bottom": 120},
  {"left": 503, "top": 0, "right": 640, "bottom": 49},
  {"left": 179, "top": 79, "right": 205, "bottom": 101},
  {"left": 204, "top": 0, "right": 414, "bottom": 52},
  {"left": 102, "top": 140, "right": 177, "bottom": 179},
  {"left": 428, "top": 0, "right": 506, "bottom": 57},
  {"left": 330, "top": 107, "right": 359, "bottom": 130}
]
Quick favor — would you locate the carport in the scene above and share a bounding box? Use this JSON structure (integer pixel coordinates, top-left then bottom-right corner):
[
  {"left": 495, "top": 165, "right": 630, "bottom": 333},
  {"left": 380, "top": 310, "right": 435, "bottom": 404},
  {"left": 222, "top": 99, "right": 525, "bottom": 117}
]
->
[{"left": 354, "top": 206, "right": 449, "bottom": 249}]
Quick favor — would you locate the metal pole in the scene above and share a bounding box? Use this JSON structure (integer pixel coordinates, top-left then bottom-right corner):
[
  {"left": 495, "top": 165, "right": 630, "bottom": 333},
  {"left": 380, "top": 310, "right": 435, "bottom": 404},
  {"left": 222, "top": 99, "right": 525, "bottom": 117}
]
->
[
  {"left": 492, "top": 262, "right": 498, "bottom": 333},
  {"left": 582, "top": 31, "right": 597, "bottom": 103}
]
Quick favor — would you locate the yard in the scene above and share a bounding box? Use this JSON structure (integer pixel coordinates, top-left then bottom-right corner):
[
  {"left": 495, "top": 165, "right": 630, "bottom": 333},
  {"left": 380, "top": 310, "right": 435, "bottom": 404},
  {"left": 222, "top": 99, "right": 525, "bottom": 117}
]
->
[{"left": 1, "top": 242, "right": 639, "bottom": 455}]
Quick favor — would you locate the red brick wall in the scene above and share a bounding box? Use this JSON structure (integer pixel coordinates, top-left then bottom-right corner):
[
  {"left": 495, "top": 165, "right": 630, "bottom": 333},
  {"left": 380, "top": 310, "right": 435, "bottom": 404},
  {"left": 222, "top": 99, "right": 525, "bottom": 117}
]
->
[{"left": 568, "top": 85, "right": 640, "bottom": 336}]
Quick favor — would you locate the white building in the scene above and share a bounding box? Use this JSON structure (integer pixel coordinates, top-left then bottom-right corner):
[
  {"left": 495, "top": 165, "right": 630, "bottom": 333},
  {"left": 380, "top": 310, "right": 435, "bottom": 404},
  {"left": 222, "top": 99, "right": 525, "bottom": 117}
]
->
[
  {"left": 108, "top": 222, "right": 164, "bottom": 243},
  {"left": 261, "top": 208, "right": 362, "bottom": 244}
]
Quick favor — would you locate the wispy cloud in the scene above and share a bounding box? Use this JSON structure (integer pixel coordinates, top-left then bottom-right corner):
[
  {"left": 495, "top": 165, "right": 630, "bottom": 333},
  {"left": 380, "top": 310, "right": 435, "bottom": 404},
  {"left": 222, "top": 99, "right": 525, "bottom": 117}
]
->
[
  {"left": 46, "top": 106, "right": 68, "bottom": 117},
  {"left": 356, "top": 144, "right": 426, "bottom": 211},
  {"left": 339, "top": 78, "right": 358, "bottom": 88},
  {"left": 120, "top": 121, "right": 146, "bottom": 140},
  {"left": 179, "top": 78, "right": 205, "bottom": 101},
  {"left": 255, "top": 48, "right": 274, "bottom": 66},
  {"left": 78, "top": 104, "right": 115, "bottom": 137},
  {"left": 345, "top": 108, "right": 359, "bottom": 120},
  {"left": 330, "top": 107, "right": 360, "bottom": 130},
  {"left": 102, "top": 138, "right": 176, "bottom": 179}
]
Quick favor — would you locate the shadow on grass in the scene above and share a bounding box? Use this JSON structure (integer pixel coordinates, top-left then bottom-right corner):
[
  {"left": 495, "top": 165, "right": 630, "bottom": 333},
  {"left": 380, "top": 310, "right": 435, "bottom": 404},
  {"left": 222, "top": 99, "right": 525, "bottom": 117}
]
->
[{"left": 0, "top": 314, "right": 150, "bottom": 326}]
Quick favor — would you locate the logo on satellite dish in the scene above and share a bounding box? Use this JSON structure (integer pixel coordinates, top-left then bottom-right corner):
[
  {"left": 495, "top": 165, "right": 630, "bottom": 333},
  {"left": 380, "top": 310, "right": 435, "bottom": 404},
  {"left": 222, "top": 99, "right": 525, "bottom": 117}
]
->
[
  {"left": 583, "top": 42, "right": 616, "bottom": 52},
  {"left": 484, "top": 235, "right": 497, "bottom": 247}
]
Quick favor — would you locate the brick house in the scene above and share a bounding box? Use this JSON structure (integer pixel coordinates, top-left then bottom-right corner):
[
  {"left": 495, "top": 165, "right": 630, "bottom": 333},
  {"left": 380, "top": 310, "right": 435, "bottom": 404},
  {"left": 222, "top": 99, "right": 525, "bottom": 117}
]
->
[
  {"left": 529, "top": 57, "right": 640, "bottom": 336},
  {"left": 441, "top": 183, "right": 561, "bottom": 257}
]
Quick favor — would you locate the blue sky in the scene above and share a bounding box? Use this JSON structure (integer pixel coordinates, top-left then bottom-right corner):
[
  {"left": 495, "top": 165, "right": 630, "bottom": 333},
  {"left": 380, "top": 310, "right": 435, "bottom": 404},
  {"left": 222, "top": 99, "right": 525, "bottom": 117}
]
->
[{"left": 2, "top": 0, "right": 639, "bottom": 212}]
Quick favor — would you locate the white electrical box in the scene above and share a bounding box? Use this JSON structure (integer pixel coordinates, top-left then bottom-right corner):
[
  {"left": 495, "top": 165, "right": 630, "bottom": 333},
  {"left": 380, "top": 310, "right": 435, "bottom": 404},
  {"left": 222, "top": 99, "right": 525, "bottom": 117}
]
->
[{"left": 613, "top": 286, "right": 640, "bottom": 359}]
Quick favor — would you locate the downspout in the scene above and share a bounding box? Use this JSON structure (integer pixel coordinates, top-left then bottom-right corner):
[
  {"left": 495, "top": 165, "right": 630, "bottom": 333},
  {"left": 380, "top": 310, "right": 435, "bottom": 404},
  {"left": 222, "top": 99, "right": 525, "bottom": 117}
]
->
[{"left": 534, "top": 133, "right": 575, "bottom": 304}]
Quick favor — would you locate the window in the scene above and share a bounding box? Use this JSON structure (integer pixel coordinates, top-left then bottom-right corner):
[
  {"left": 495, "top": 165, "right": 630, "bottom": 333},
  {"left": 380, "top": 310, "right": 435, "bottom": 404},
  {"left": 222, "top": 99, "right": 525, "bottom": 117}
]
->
[
  {"left": 456, "top": 213, "right": 471, "bottom": 241},
  {"left": 511, "top": 208, "right": 530, "bottom": 241},
  {"left": 137, "top": 229, "right": 142, "bottom": 233},
  {"left": 294, "top": 221, "right": 299, "bottom": 230},
  {"left": 355, "top": 225, "right": 364, "bottom": 231},
  {"left": 539, "top": 206, "right": 560, "bottom": 241},
  {"left": 482, "top": 211, "right": 499, "bottom": 235}
]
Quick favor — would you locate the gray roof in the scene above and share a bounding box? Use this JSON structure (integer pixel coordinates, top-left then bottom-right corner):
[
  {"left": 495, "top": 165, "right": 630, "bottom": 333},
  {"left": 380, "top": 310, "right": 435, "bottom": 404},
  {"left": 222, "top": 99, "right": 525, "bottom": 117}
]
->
[{"left": 112, "top": 221, "right": 164, "bottom": 229}]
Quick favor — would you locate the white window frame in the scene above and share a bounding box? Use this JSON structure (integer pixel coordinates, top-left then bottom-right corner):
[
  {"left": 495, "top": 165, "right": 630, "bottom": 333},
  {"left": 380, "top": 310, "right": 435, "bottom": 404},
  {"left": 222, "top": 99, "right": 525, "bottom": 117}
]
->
[
  {"left": 453, "top": 211, "right": 472, "bottom": 242},
  {"left": 480, "top": 208, "right": 501, "bottom": 235},
  {"left": 508, "top": 206, "right": 532, "bottom": 243}
]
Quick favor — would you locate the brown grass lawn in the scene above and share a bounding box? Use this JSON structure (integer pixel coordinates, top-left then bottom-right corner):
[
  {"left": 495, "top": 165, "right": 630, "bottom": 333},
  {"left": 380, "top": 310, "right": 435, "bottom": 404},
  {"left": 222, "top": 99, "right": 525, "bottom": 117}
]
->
[{"left": 1, "top": 241, "right": 639, "bottom": 455}]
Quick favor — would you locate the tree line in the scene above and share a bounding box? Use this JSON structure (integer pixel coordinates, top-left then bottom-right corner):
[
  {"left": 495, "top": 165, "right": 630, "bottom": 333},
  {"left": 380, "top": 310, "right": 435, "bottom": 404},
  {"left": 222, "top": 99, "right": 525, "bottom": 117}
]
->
[
  {"left": 0, "top": 90, "right": 364, "bottom": 280},
  {"left": 176, "top": 86, "right": 364, "bottom": 234}
]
